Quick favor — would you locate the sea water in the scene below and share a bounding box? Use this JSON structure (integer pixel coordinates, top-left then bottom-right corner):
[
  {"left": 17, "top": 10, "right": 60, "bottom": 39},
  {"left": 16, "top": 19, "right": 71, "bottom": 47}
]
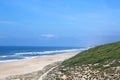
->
[{"left": 0, "top": 46, "right": 87, "bottom": 63}]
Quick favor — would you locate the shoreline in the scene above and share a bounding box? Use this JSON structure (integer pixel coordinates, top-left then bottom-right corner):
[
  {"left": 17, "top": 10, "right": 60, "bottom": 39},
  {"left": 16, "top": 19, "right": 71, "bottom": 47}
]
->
[
  {"left": 0, "top": 49, "right": 82, "bottom": 64},
  {"left": 0, "top": 51, "right": 79, "bottom": 64},
  {"left": 0, "top": 52, "right": 79, "bottom": 79}
]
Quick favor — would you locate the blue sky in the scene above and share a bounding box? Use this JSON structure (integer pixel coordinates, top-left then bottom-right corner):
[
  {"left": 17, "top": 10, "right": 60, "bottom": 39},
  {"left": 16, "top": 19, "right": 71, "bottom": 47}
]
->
[{"left": 0, "top": 0, "right": 120, "bottom": 47}]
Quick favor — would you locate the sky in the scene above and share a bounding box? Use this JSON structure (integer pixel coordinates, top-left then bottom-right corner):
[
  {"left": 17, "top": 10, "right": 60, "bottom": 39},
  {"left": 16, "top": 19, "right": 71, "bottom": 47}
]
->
[{"left": 0, "top": 0, "right": 120, "bottom": 47}]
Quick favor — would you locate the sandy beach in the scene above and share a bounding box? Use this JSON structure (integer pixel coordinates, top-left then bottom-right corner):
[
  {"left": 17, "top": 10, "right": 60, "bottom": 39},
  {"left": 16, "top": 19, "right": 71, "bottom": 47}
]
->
[{"left": 0, "top": 52, "right": 78, "bottom": 79}]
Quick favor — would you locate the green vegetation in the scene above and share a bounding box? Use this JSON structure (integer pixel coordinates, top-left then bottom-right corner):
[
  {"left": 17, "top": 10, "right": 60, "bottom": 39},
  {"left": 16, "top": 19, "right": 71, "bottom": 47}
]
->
[
  {"left": 62, "top": 41, "right": 120, "bottom": 67},
  {"left": 43, "top": 41, "right": 120, "bottom": 80}
]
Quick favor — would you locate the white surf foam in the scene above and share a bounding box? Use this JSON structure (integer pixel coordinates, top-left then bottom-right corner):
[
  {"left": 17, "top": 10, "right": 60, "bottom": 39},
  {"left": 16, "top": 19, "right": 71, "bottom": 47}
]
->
[
  {"left": 0, "top": 48, "right": 90, "bottom": 63},
  {"left": 14, "top": 48, "right": 85, "bottom": 56}
]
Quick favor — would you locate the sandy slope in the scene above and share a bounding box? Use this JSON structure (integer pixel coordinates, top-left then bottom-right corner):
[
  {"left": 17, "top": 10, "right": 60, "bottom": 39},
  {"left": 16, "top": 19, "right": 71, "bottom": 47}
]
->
[{"left": 0, "top": 52, "right": 78, "bottom": 79}]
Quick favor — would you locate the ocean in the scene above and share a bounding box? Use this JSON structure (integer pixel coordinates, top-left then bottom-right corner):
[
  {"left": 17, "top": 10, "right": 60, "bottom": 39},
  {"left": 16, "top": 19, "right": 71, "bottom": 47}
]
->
[{"left": 0, "top": 46, "right": 87, "bottom": 63}]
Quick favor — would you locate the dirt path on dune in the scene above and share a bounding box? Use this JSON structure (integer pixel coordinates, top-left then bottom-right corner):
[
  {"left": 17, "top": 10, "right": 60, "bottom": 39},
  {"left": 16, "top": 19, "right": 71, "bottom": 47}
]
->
[{"left": 38, "top": 66, "right": 58, "bottom": 80}]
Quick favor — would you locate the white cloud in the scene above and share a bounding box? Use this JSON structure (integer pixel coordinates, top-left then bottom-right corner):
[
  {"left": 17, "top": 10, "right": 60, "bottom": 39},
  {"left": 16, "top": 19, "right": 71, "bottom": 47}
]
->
[{"left": 40, "top": 34, "right": 55, "bottom": 39}]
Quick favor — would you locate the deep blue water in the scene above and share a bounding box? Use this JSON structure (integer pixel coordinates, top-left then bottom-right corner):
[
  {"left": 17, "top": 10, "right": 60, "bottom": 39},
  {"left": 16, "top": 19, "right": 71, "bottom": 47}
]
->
[{"left": 0, "top": 46, "right": 86, "bottom": 63}]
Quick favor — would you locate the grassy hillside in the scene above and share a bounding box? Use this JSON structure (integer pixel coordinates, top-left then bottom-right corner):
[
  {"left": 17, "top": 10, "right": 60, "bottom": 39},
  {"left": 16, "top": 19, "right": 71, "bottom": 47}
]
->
[
  {"left": 62, "top": 41, "right": 120, "bottom": 68},
  {"left": 43, "top": 41, "right": 120, "bottom": 80}
]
